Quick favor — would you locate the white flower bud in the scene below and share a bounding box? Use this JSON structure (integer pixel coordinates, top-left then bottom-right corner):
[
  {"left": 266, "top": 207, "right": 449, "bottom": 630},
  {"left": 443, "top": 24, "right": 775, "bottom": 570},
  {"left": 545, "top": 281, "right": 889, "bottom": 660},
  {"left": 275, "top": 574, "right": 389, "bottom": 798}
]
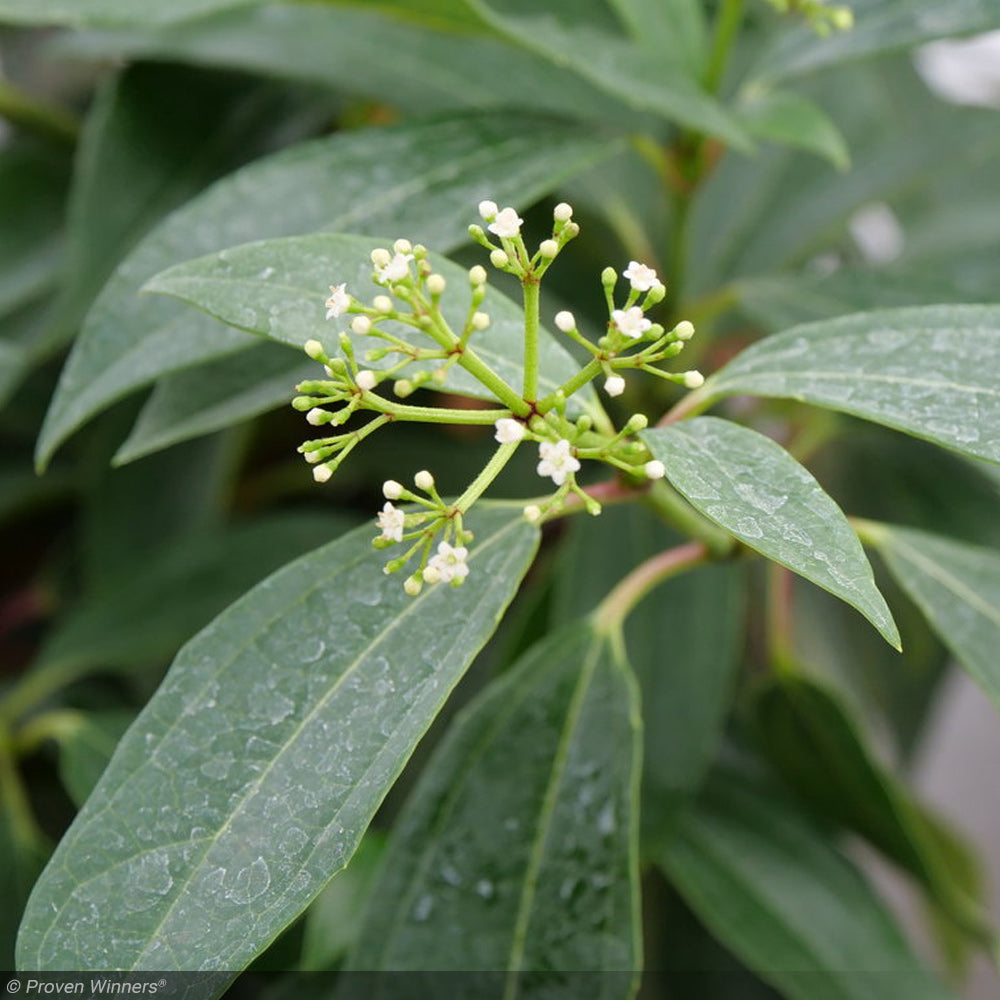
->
[
  {"left": 490, "top": 249, "right": 509, "bottom": 268},
  {"left": 304, "top": 451, "right": 322, "bottom": 464},
  {"left": 478, "top": 200, "right": 498, "bottom": 221},
  {"left": 356, "top": 370, "right": 377, "bottom": 391},
  {"left": 554, "top": 310, "right": 576, "bottom": 333},
  {"left": 351, "top": 315, "right": 372, "bottom": 335},
  {"left": 674, "top": 320, "right": 695, "bottom": 340},
  {"left": 383, "top": 480, "right": 404, "bottom": 499},
  {"left": 414, "top": 469, "right": 435, "bottom": 491},
  {"left": 422, "top": 564, "right": 441, "bottom": 584},
  {"left": 304, "top": 339, "right": 325, "bottom": 360},
  {"left": 494, "top": 418, "right": 526, "bottom": 444},
  {"left": 539, "top": 239, "right": 558, "bottom": 258},
  {"left": 313, "top": 465, "right": 333, "bottom": 483},
  {"left": 306, "top": 407, "right": 327, "bottom": 426},
  {"left": 469, "top": 265, "right": 487, "bottom": 286},
  {"left": 604, "top": 374, "right": 626, "bottom": 397},
  {"left": 472, "top": 311, "right": 490, "bottom": 330},
  {"left": 370, "top": 248, "right": 391, "bottom": 267},
  {"left": 523, "top": 504, "right": 542, "bottom": 523},
  {"left": 644, "top": 460, "right": 666, "bottom": 480},
  {"left": 393, "top": 238, "right": 412, "bottom": 254},
  {"left": 553, "top": 202, "right": 573, "bottom": 222},
  {"left": 426, "top": 273, "right": 446, "bottom": 296},
  {"left": 683, "top": 370, "right": 705, "bottom": 388},
  {"left": 403, "top": 576, "right": 423, "bottom": 596},
  {"left": 373, "top": 295, "right": 393, "bottom": 314}
]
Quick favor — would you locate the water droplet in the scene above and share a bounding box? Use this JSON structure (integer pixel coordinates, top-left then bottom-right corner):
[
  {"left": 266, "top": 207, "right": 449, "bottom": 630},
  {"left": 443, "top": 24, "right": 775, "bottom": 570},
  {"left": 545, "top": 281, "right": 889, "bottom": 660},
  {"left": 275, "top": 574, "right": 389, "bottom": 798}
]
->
[{"left": 227, "top": 857, "right": 271, "bottom": 904}]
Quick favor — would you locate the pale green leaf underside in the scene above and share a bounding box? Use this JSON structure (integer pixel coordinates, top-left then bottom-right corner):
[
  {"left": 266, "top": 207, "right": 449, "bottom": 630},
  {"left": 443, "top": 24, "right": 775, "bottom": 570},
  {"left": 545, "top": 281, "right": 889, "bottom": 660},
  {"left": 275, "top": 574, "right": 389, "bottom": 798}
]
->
[
  {"left": 144, "top": 232, "right": 601, "bottom": 420},
  {"left": 0, "top": 0, "right": 260, "bottom": 26},
  {"left": 347, "top": 624, "right": 640, "bottom": 994},
  {"left": 659, "top": 772, "right": 956, "bottom": 1000},
  {"left": 35, "top": 114, "right": 617, "bottom": 469},
  {"left": 705, "top": 305, "right": 1000, "bottom": 465},
  {"left": 874, "top": 524, "right": 1000, "bottom": 714},
  {"left": 644, "top": 418, "right": 899, "bottom": 648},
  {"left": 17, "top": 506, "right": 539, "bottom": 974}
]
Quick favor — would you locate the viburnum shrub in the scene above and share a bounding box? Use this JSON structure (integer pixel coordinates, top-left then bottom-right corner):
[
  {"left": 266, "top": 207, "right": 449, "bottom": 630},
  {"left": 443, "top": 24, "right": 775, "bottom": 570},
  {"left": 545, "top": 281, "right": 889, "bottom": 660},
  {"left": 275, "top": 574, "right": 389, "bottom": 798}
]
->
[{"left": 3, "top": 1, "right": 1000, "bottom": 998}]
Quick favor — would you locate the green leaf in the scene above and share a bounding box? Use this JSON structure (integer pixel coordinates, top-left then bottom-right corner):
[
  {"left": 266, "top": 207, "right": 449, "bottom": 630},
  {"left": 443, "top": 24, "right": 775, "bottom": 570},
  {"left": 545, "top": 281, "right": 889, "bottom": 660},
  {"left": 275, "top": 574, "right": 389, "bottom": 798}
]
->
[
  {"left": 144, "top": 232, "right": 602, "bottom": 420},
  {"left": 704, "top": 305, "right": 1000, "bottom": 466},
  {"left": 0, "top": 0, "right": 261, "bottom": 27},
  {"left": 553, "top": 504, "right": 745, "bottom": 809},
  {"left": 114, "top": 344, "right": 313, "bottom": 465},
  {"left": 657, "top": 769, "right": 956, "bottom": 1000},
  {"left": 752, "top": 675, "right": 991, "bottom": 944},
  {"left": 6, "top": 513, "right": 355, "bottom": 722},
  {"left": 42, "top": 64, "right": 317, "bottom": 359},
  {"left": 300, "top": 831, "right": 385, "bottom": 972},
  {"left": 754, "top": 0, "right": 1000, "bottom": 85},
  {"left": 461, "top": 0, "right": 751, "bottom": 149},
  {"left": 52, "top": 711, "right": 135, "bottom": 809},
  {"left": 17, "top": 505, "right": 539, "bottom": 973},
  {"left": 605, "top": 0, "right": 708, "bottom": 76},
  {"left": 346, "top": 622, "right": 641, "bottom": 993},
  {"left": 36, "top": 113, "right": 618, "bottom": 468},
  {"left": 58, "top": 5, "right": 640, "bottom": 126},
  {"left": 0, "top": 142, "right": 67, "bottom": 319},
  {"left": 644, "top": 418, "right": 899, "bottom": 647},
  {"left": 736, "top": 89, "right": 850, "bottom": 170},
  {"left": 870, "top": 523, "right": 1000, "bottom": 714}
]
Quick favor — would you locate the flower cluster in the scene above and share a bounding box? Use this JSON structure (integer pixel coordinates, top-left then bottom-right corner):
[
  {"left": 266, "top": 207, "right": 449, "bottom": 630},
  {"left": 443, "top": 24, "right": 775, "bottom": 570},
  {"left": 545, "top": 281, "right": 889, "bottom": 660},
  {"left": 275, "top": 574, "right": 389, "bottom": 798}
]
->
[{"left": 292, "top": 201, "right": 702, "bottom": 592}]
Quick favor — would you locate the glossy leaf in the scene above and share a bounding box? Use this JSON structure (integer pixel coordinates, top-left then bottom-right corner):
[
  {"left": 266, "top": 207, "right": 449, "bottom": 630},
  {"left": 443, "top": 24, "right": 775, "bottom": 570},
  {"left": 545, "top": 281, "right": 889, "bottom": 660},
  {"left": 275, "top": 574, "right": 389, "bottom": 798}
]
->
[
  {"left": 462, "top": 0, "right": 751, "bottom": 148},
  {"left": 347, "top": 623, "right": 641, "bottom": 995},
  {"left": 145, "top": 232, "right": 602, "bottom": 420},
  {"left": 606, "top": 0, "right": 708, "bottom": 75},
  {"left": 753, "top": 675, "right": 990, "bottom": 942},
  {"left": 36, "top": 114, "right": 617, "bottom": 468},
  {"left": 115, "top": 344, "right": 313, "bottom": 465},
  {"left": 17, "top": 506, "right": 539, "bottom": 973},
  {"left": 553, "top": 504, "right": 745, "bottom": 809},
  {"left": 754, "top": 0, "right": 1000, "bottom": 84},
  {"left": 705, "top": 305, "right": 1000, "bottom": 466},
  {"left": 658, "top": 770, "right": 956, "bottom": 1000},
  {"left": 736, "top": 89, "right": 850, "bottom": 170},
  {"left": 644, "top": 418, "right": 899, "bottom": 647},
  {"left": 42, "top": 64, "right": 317, "bottom": 359},
  {"left": 0, "top": 0, "right": 261, "bottom": 27},
  {"left": 9, "top": 513, "right": 356, "bottom": 721},
  {"left": 871, "top": 523, "right": 1000, "bottom": 714},
  {"left": 58, "top": 5, "right": 639, "bottom": 126}
]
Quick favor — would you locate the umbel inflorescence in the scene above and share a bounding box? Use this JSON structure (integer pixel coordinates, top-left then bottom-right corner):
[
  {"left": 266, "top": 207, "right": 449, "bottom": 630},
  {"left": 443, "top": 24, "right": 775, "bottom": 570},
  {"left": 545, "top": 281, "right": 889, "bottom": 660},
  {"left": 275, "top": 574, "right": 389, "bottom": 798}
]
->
[{"left": 293, "top": 202, "right": 701, "bottom": 593}]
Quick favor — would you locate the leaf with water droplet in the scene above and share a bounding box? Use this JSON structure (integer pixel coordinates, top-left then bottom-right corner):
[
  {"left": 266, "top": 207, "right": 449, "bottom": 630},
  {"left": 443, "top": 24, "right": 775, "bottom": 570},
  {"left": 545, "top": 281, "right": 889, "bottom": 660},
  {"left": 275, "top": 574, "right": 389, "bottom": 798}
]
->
[
  {"left": 644, "top": 418, "right": 899, "bottom": 648},
  {"left": 702, "top": 305, "right": 1000, "bottom": 465},
  {"left": 144, "top": 232, "right": 602, "bottom": 421},
  {"left": 346, "top": 622, "right": 641, "bottom": 997},
  {"left": 17, "top": 505, "right": 539, "bottom": 978}
]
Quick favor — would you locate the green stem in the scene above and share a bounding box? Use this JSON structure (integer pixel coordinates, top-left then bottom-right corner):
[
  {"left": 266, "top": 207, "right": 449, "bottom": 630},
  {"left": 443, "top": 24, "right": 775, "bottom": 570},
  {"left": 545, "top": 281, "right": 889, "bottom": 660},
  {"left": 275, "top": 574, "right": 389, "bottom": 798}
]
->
[
  {"left": 850, "top": 516, "right": 890, "bottom": 547},
  {"left": 767, "top": 563, "right": 798, "bottom": 676},
  {"left": 593, "top": 542, "right": 710, "bottom": 632},
  {"left": 704, "top": 0, "right": 746, "bottom": 94},
  {"left": 0, "top": 722, "right": 43, "bottom": 846},
  {"left": 657, "top": 384, "right": 715, "bottom": 426},
  {"left": 14, "top": 709, "right": 84, "bottom": 754},
  {"left": 537, "top": 357, "right": 603, "bottom": 413},
  {"left": 0, "top": 79, "right": 79, "bottom": 145},
  {"left": 374, "top": 399, "right": 512, "bottom": 425},
  {"left": 454, "top": 440, "right": 521, "bottom": 514},
  {"left": 522, "top": 278, "right": 540, "bottom": 402},
  {"left": 643, "top": 480, "right": 735, "bottom": 556}
]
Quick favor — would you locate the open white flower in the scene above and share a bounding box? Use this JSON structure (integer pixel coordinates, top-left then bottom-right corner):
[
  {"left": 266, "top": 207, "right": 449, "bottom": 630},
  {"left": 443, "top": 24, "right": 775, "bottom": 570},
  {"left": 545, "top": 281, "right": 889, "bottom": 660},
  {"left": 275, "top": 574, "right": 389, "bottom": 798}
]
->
[
  {"left": 537, "top": 438, "right": 580, "bottom": 486},
  {"left": 488, "top": 207, "right": 524, "bottom": 239},
  {"left": 611, "top": 305, "right": 652, "bottom": 339},
  {"left": 325, "top": 283, "right": 349, "bottom": 319},
  {"left": 494, "top": 418, "right": 526, "bottom": 444},
  {"left": 623, "top": 261, "right": 663, "bottom": 293},
  {"left": 426, "top": 541, "right": 470, "bottom": 584},
  {"left": 375, "top": 252, "right": 414, "bottom": 284},
  {"left": 376, "top": 502, "right": 405, "bottom": 543}
]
